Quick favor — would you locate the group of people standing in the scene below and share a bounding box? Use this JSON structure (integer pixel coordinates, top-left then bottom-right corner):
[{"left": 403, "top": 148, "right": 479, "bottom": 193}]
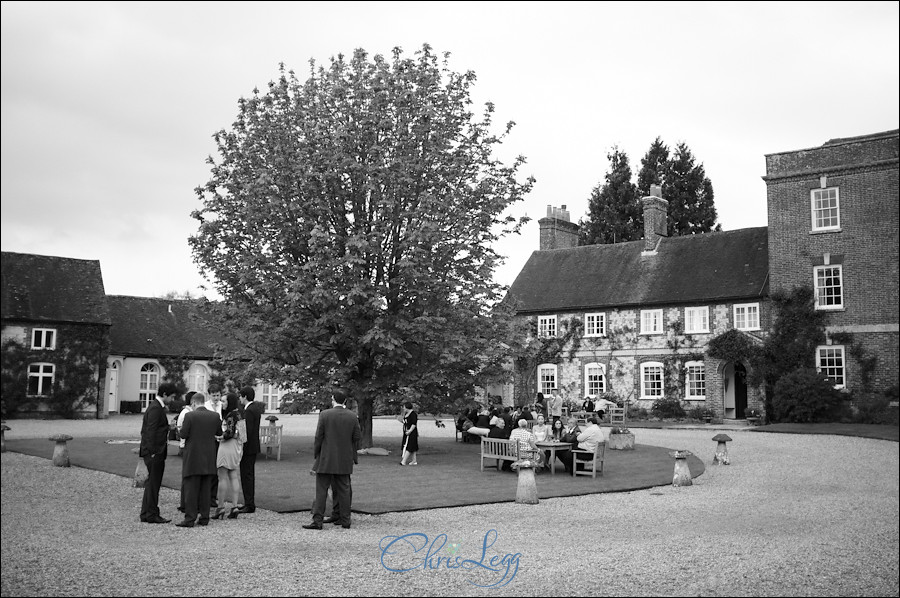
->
[{"left": 138, "top": 384, "right": 264, "bottom": 527}]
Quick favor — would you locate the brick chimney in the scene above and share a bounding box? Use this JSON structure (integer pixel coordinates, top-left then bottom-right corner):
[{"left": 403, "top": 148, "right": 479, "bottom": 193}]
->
[
  {"left": 642, "top": 185, "right": 668, "bottom": 252},
  {"left": 539, "top": 204, "right": 580, "bottom": 250}
]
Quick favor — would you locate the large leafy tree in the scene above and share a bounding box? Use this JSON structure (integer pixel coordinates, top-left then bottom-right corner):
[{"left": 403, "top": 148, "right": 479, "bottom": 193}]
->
[
  {"left": 190, "top": 45, "right": 532, "bottom": 446},
  {"left": 578, "top": 147, "right": 641, "bottom": 245}
]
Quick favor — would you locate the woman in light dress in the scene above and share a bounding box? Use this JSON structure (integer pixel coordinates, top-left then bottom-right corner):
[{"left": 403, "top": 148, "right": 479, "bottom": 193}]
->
[{"left": 215, "top": 393, "right": 246, "bottom": 519}]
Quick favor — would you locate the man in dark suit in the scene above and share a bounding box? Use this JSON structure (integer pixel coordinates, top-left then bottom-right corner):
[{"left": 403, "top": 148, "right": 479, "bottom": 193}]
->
[
  {"left": 139, "top": 381, "right": 178, "bottom": 524},
  {"left": 237, "top": 386, "right": 264, "bottom": 514},
  {"left": 303, "top": 388, "right": 361, "bottom": 530},
  {"left": 176, "top": 392, "right": 222, "bottom": 528}
]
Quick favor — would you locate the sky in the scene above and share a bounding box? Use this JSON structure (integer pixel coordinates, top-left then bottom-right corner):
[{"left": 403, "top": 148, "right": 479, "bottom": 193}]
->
[{"left": 2, "top": 1, "right": 898, "bottom": 300}]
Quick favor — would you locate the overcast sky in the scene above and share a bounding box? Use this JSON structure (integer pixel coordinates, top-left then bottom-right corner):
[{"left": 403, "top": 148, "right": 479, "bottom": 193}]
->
[{"left": 2, "top": 1, "right": 898, "bottom": 299}]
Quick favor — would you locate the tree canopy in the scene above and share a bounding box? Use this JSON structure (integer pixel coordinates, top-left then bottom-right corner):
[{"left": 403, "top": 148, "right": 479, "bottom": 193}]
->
[
  {"left": 578, "top": 147, "right": 641, "bottom": 245},
  {"left": 581, "top": 137, "right": 720, "bottom": 245},
  {"left": 190, "top": 45, "right": 533, "bottom": 446}
]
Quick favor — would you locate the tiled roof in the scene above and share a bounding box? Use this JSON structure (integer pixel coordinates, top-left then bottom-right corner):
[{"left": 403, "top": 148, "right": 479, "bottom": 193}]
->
[
  {"left": 108, "top": 295, "right": 239, "bottom": 359},
  {"left": 1, "top": 251, "right": 111, "bottom": 325},
  {"left": 507, "top": 227, "right": 769, "bottom": 313}
]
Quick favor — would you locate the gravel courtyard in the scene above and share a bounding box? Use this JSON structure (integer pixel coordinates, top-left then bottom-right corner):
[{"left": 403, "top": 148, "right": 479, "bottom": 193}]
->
[{"left": 1, "top": 417, "right": 898, "bottom": 597}]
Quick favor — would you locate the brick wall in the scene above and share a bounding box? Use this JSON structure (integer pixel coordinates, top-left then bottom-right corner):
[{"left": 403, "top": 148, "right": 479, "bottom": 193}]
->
[{"left": 765, "top": 130, "right": 899, "bottom": 394}]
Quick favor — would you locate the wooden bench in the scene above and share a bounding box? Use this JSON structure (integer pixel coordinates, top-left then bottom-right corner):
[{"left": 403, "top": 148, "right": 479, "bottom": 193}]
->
[
  {"left": 480, "top": 437, "right": 520, "bottom": 472},
  {"left": 259, "top": 424, "right": 283, "bottom": 461}
]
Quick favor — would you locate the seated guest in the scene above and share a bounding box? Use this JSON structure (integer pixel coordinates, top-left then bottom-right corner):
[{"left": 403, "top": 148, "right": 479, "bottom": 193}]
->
[
  {"left": 595, "top": 397, "right": 617, "bottom": 419},
  {"left": 532, "top": 415, "right": 551, "bottom": 442},
  {"left": 564, "top": 415, "right": 605, "bottom": 473},
  {"left": 489, "top": 409, "right": 502, "bottom": 428},
  {"left": 581, "top": 396, "right": 595, "bottom": 414},
  {"left": 519, "top": 405, "right": 534, "bottom": 421},
  {"left": 467, "top": 408, "right": 493, "bottom": 437},
  {"left": 488, "top": 419, "right": 509, "bottom": 439},
  {"left": 500, "top": 407, "right": 514, "bottom": 430},
  {"left": 509, "top": 419, "right": 542, "bottom": 467},
  {"left": 550, "top": 418, "right": 566, "bottom": 441}
]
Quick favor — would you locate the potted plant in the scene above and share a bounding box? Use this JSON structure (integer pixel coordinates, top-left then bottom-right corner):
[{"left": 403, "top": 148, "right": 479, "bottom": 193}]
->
[{"left": 607, "top": 426, "right": 635, "bottom": 450}]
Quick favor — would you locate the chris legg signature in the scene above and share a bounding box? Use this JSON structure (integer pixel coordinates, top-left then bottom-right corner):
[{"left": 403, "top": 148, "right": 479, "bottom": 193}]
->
[{"left": 379, "top": 529, "right": 521, "bottom": 588}]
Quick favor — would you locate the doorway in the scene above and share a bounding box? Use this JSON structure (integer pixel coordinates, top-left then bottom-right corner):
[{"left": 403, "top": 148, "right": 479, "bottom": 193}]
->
[{"left": 722, "top": 361, "right": 748, "bottom": 419}]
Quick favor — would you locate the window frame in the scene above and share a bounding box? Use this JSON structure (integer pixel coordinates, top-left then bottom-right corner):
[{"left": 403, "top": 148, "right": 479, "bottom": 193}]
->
[
  {"left": 684, "top": 361, "right": 706, "bottom": 400},
  {"left": 814, "top": 265, "right": 844, "bottom": 310},
  {"left": 584, "top": 312, "right": 606, "bottom": 337},
  {"left": 684, "top": 306, "right": 709, "bottom": 334},
  {"left": 537, "top": 315, "right": 557, "bottom": 338},
  {"left": 811, "top": 187, "right": 841, "bottom": 232},
  {"left": 733, "top": 303, "right": 760, "bottom": 331},
  {"left": 139, "top": 363, "right": 160, "bottom": 411},
  {"left": 537, "top": 363, "right": 558, "bottom": 396},
  {"left": 27, "top": 362, "right": 55, "bottom": 396},
  {"left": 584, "top": 362, "right": 606, "bottom": 396},
  {"left": 640, "top": 309, "right": 664, "bottom": 335},
  {"left": 640, "top": 361, "right": 664, "bottom": 400},
  {"left": 187, "top": 363, "right": 208, "bottom": 393},
  {"left": 262, "top": 383, "right": 282, "bottom": 412},
  {"left": 31, "top": 328, "right": 57, "bottom": 350},
  {"left": 817, "top": 345, "right": 846, "bottom": 389}
]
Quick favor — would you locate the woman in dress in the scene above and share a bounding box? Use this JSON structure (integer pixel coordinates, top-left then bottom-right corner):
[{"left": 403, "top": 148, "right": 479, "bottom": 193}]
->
[
  {"left": 532, "top": 414, "right": 551, "bottom": 442},
  {"left": 399, "top": 402, "right": 419, "bottom": 466},
  {"left": 214, "top": 393, "right": 246, "bottom": 519}
]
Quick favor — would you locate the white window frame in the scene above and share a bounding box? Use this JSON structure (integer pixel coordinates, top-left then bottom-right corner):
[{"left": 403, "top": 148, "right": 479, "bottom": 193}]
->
[
  {"left": 584, "top": 312, "right": 606, "bottom": 337},
  {"left": 814, "top": 265, "right": 844, "bottom": 310},
  {"left": 139, "top": 363, "right": 160, "bottom": 411},
  {"left": 537, "top": 364, "right": 558, "bottom": 396},
  {"left": 640, "top": 361, "right": 664, "bottom": 400},
  {"left": 31, "top": 328, "right": 57, "bottom": 350},
  {"left": 817, "top": 345, "right": 846, "bottom": 389},
  {"left": 640, "top": 309, "right": 664, "bottom": 335},
  {"left": 27, "top": 362, "right": 55, "bottom": 396},
  {"left": 262, "top": 383, "right": 282, "bottom": 412},
  {"left": 685, "top": 361, "right": 706, "bottom": 400},
  {"left": 733, "top": 303, "right": 760, "bottom": 331},
  {"left": 537, "top": 315, "right": 557, "bottom": 338},
  {"left": 187, "top": 363, "right": 208, "bottom": 393},
  {"left": 684, "top": 307, "right": 709, "bottom": 334},
  {"left": 811, "top": 187, "right": 840, "bottom": 231},
  {"left": 584, "top": 362, "right": 606, "bottom": 396}
]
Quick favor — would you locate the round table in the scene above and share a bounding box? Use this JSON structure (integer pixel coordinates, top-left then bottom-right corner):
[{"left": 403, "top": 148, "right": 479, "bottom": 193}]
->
[{"left": 535, "top": 441, "right": 572, "bottom": 475}]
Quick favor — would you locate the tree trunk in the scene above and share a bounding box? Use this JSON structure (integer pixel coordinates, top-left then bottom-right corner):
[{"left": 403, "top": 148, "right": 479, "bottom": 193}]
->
[{"left": 357, "top": 392, "right": 374, "bottom": 449}]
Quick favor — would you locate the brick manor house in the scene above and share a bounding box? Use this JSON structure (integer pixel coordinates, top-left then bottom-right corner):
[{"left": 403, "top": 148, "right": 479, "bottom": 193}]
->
[{"left": 503, "top": 129, "right": 898, "bottom": 419}]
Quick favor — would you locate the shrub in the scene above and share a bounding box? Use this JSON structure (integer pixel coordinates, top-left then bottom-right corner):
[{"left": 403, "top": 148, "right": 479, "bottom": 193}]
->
[
  {"left": 772, "top": 368, "right": 849, "bottom": 423},
  {"left": 651, "top": 396, "right": 686, "bottom": 419},
  {"left": 627, "top": 406, "right": 649, "bottom": 420},
  {"left": 852, "top": 389, "right": 900, "bottom": 426},
  {"left": 687, "top": 405, "right": 705, "bottom": 420},
  {"left": 119, "top": 401, "right": 141, "bottom": 414}
]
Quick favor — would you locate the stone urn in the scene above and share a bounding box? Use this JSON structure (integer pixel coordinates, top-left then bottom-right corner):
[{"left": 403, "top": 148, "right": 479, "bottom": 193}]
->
[{"left": 607, "top": 431, "right": 635, "bottom": 450}]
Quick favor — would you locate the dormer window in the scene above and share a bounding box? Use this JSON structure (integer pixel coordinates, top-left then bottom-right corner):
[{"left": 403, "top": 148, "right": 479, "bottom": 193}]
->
[{"left": 31, "top": 328, "right": 56, "bottom": 350}]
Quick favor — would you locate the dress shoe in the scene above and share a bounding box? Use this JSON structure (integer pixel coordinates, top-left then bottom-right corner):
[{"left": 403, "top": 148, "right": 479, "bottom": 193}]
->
[
  {"left": 302, "top": 523, "right": 323, "bottom": 530},
  {"left": 212, "top": 508, "right": 226, "bottom": 520},
  {"left": 175, "top": 519, "right": 195, "bottom": 528},
  {"left": 197, "top": 519, "right": 209, "bottom": 527},
  {"left": 341, "top": 524, "right": 351, "bottom": 529},
  {"left": 237, "top": 506, "right": 255, "bottom": 514},
  {"left": 323, "top": 516, "right": 340, "bottom": 524},
  {"left": 146, "top": 515, "right": 171, "bottom": 524}
]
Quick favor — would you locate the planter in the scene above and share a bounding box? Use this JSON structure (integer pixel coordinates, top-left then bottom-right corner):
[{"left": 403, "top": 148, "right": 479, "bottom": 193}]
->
[
  {"left": 608, "top": 432, "right": 635, "bottom": 450},
  {"left": 746, "top": 417, "right": 760, "bottom": 426}
]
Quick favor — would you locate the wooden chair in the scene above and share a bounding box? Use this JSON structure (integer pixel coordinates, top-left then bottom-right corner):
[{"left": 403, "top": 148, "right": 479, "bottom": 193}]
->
[
  {"left": 571, "top": 441, "right": 606, "bottom": 478},
  {"left": 259, "top": 424, "right": 283, "bottom": 461},
  {"left": 609, "top": 407, "right": 626, "bottom": 425}
]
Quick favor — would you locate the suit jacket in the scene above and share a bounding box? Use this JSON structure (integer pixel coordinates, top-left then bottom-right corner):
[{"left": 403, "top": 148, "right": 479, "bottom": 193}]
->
[
  {"left": 139, "top": 399, "right": 170, "bottom": 458},
  {"left": 242, "top": 400, "right": 265, "bottom": 455},
  {"left": 313, "top": 406, "right": 361, "bottom": 475},
  {"left": 180, "top": 406, "right": 222, "bottom": 476}
]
